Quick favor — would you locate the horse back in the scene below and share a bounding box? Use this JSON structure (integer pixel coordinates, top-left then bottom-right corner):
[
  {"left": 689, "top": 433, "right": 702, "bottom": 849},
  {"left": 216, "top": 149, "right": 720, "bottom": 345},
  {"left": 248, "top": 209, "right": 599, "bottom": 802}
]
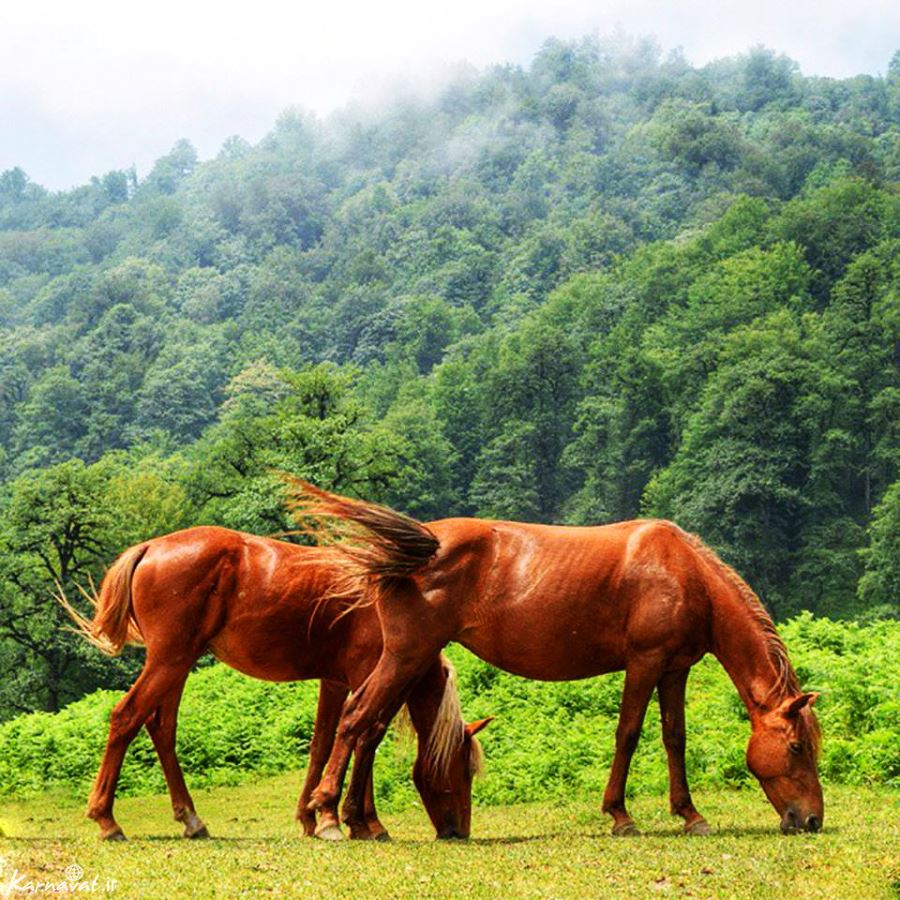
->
[
  {"left": 424, "top": 518, "right": 712, "bottom": 679},
  {"left": 130, "top": 527, "right": 373, "bottom": 681}
]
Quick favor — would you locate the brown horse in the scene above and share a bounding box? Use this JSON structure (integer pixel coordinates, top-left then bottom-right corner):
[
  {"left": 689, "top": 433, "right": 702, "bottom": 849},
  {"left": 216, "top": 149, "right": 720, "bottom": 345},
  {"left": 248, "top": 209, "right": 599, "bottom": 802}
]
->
[
  {"left": 290, "top": 484, "right": 824, "bottom": 836},
  {"left": 62, "top": 526, "right": 488, "bottom": 842}
]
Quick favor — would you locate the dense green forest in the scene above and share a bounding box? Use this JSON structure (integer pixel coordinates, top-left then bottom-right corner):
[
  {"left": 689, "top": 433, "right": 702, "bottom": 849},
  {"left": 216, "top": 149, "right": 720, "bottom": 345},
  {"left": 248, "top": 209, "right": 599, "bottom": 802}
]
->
[{"left": 0, "top": 36, "right": 898, "bottom": 722}]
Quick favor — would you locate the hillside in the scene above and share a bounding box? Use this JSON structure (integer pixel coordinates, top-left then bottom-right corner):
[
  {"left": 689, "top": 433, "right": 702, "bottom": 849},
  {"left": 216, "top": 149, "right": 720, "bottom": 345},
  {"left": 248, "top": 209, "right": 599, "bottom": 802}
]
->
[{"left": 0, "top": 37, "right": 898, "bottom": 718}]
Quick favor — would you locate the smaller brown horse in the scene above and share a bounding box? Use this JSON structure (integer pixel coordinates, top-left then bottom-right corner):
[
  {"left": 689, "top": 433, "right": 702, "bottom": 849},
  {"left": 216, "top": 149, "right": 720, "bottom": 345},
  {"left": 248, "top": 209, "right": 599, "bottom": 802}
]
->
[
  {"left": 62, "top": 526, "right": 488, "bottom": 841},
  {"left": 289, "top": 484, "right": 824, "bottom": 836}
]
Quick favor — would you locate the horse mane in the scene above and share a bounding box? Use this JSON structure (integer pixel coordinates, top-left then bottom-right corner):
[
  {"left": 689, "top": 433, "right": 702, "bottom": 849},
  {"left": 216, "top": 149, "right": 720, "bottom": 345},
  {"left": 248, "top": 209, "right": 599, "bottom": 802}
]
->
[
  {"left": 426, "top": 658, "right": 484, "bottom": 780},
  {"left": 681, "top": 529, "right": 821, "bottom": 755},
  {"left": 681, "top": 531, "right": 799, "bottom": 698}
]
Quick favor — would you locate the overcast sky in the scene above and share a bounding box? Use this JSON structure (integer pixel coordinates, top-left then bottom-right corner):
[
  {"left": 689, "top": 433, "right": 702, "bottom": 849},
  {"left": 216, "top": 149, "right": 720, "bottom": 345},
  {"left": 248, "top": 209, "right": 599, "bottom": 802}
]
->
[{"left": 1, "top": 0, "right": 897, "bottom": 191}]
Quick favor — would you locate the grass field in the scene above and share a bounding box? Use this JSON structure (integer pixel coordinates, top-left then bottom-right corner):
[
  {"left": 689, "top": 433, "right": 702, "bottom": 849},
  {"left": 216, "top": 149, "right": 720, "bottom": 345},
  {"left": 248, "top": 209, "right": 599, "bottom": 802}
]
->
[{"left": 1, "top": 775, "right": 897, "bottom": 898}]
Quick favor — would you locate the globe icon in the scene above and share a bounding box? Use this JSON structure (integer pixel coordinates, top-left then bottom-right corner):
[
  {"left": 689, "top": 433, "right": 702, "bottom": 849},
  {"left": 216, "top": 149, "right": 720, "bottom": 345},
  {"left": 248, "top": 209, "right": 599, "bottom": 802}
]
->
[{"left": 65, "top": 863, "right": 84, "bottom": 882}]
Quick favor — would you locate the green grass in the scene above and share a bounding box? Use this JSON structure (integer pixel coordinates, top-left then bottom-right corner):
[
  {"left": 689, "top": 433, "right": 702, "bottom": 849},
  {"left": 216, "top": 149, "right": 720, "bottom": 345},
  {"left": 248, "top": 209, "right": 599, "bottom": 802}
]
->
[{"left": 1, "top": 775, "right": 897, "bottom": 898}]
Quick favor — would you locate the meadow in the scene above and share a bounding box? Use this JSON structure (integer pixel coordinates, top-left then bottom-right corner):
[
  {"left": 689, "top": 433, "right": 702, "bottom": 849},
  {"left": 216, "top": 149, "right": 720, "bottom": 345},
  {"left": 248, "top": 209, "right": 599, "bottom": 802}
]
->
[
  {"left": 0, "top": 777, "right": 897, "bottom": 898},
  {"left": 0, "top": 615, "right": 897, "bottom": 896}
]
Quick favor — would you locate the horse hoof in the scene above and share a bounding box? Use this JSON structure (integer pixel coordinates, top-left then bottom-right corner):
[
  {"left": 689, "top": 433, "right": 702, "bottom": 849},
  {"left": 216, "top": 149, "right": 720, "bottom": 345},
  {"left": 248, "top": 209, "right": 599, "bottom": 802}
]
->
[
  {"left": 315, "top": 825, "right": 345, "bottom": 841},
  {"left": 184, "top": 824, "right": 210, "bottom": 839},
  {"left": 685, "top": 819, "right": 711, "bottom": 836},
  {"left": 611, "top": 822, "right": 641, "bottom": 837},
  {"left": 348, "top": 827, "right": 388, "bottom": 841},
  {"left": 101, "top": 827, "right": 127, "bottom": 842}
]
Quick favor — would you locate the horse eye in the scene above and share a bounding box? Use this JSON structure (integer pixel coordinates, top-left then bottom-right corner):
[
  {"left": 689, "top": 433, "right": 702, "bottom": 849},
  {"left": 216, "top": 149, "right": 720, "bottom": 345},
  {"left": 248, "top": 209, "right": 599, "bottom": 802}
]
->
[{"left": 789, "top": 741, "right": 803, "bottom": 755}]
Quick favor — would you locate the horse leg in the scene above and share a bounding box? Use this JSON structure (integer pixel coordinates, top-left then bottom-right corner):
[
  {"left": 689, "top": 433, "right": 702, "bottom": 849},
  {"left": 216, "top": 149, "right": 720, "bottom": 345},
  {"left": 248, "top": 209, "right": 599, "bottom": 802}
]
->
[
  {"left": 657, "top": 669, "right": 710, "bottom": 835},
  {"left": 341, "top": 750, "right": 391, "bottom": 840},
  {"left": 310, "top": 643, "right": 438, "bottom": 822},
  {"left": 296, "top": 680, "right": 347, "bottom": 840},
  {"left": 311, "top": 579, "right": 449, "bottom": 820},
  {"left": 144, "top": 680, "right": 208, "bottom": 838},
  {"left": 339, "top": 687, "right": 410, "bottom": 840},
  {"left": 86, "top": 656, "right": 194, "bottom": 840},
  {"left": 363, "top": 769, "right": 389, "bottom": 840},
  {"left": 601, "top": 658, "right": 664, "bottom": 836}
]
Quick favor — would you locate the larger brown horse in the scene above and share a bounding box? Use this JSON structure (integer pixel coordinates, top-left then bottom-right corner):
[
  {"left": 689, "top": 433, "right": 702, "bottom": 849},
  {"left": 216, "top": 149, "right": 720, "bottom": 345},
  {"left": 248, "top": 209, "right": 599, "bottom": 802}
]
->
[
  {"left": 291, "top": 485, "right": 824, "bottom": 836},
  {"left": 62, "top": 526, "right": 488, "bottom": 842}
]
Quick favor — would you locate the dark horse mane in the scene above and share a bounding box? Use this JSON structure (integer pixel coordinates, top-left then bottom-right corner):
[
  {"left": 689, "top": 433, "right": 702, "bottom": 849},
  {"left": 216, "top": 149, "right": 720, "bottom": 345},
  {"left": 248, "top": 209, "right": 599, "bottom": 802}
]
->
[{"left": 679, "top": 530, "right": 820, "bottom": 756}]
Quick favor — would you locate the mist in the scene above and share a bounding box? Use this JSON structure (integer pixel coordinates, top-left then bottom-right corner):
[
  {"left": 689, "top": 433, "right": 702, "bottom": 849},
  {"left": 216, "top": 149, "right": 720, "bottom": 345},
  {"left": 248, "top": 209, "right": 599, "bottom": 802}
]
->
[{"left": 1, "top": 0, "right": 896, "bottom": 190}]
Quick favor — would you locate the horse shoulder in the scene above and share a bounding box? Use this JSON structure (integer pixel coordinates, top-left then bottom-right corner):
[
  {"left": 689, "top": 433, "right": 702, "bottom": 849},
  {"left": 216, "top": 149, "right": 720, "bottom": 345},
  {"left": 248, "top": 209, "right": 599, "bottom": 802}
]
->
[{"left": 618, "top": 521, "right": 712, "bottom": 654}]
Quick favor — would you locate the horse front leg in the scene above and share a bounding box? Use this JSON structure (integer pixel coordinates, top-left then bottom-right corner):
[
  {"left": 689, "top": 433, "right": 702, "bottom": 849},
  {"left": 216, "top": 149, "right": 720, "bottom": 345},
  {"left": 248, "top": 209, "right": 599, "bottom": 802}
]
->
[
  {"left": 601, "top": 657, "right": 664, "bottom": 836},
  {"left": 657, "top": 669, "right": 710, "bottom": 835},
  {"left": 297, "top": 680, "right": 347, "bottom": 840},
  {"left": 144, "top": 678, "right": 208, "bottom": 838}
]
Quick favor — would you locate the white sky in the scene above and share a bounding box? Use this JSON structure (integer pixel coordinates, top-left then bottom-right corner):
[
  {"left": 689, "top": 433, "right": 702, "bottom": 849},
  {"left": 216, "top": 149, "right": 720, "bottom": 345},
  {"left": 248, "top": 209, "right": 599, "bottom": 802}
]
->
[{"left": 1, "top": 0, "right": 897, "bottom": 190}]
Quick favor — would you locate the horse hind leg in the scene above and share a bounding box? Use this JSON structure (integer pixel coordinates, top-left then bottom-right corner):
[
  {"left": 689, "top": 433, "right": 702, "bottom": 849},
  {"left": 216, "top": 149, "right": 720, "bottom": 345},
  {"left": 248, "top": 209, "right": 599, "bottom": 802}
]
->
[
  {"left": 657, "top": 669, "right": 710, "bottom": 835},
  {"left": 144, "top": 676, "right": 208, "bottom": 838},
  {"left": 86, "top": 655, "right": 194, "bottom": 840},
  {"left": 310, "top": 628, "right": 441, "bottom": 824},
  {"left": 362, "top": 770, "right": 389, "bottom": 840},
  {"left": 601, "top": 656, "right": 665, "bottom": 836},
  {"left": 297, "top": 681, "right": 347, "bottom": 840},
  {"left": 340, "top": 703, "right": 402, "bottom": 840}
]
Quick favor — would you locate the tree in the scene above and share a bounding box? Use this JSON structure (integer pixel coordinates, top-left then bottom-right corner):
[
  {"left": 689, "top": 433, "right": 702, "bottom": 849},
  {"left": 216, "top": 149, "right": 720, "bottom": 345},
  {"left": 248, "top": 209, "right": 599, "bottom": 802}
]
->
[
  {"left": 487, "top": 319, "right": 582, "bottom": 518},
  {"left": 11, "top": 366, "right": 88, "bottom": 467},
  {"left": 643, "top": 311, "right": 831, "bottom": 614},
  {"left": 469, "top": 424, "right": 541, "bottom": 521},
  {"left": 381, "top": 392, "right": 458, "bottom": 520},
  {"left": 0, "top": 456, "right": 189, "bottom": 719},
  {"left": 773, "top": 178, "right": 889, "bottom": 300},
  {"left": 142, "top": 139, "right": 198, "bottom": 195},
  {"left": 0, "top": 168, "right": 28, "bottom": 201},
  {"left": 858, "top": 480, "right": 900, "bottom": 616},
  {"left": 187, "top": 364, "right": 405, "bottom": 534}
]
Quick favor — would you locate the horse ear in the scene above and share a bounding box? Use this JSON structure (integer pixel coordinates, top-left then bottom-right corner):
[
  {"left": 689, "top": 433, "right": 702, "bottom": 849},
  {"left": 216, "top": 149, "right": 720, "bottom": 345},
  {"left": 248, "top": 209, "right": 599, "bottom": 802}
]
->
[
  {"left": 465, "top": 717, "right": 494, "bottom": 737},
  {"left": 781, "top": 692, "right": 819, "bottom": 718}
]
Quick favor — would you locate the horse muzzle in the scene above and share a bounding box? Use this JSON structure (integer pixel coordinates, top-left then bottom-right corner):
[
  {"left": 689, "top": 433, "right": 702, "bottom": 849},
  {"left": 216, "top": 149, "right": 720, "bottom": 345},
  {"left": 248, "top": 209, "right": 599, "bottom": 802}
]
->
[
  {"left": 436, "top": 827, "right": 469, "bottom": 840},
  {"left": 780, "top": 808, "right": 822, "bottom": 834}
]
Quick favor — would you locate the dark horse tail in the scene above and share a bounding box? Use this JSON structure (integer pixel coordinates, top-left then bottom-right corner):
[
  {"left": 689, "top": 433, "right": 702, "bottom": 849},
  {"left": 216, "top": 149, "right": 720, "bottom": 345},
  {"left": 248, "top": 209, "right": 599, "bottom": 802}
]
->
[
  {"left": 284, "top": 479, "right": 438, "bottom": 600},
  {"left": 57, "top": 544, "right": 148, "bottom": 656}
]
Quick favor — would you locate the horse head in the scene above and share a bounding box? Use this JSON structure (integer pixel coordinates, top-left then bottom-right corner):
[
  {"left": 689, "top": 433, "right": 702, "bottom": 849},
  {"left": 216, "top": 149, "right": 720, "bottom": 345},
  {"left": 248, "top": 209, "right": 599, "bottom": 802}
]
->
[
  {"left": 414, "top": 717, "right": 492, "bottom": 839},
  {"left": 746, "top": 692, "right": 823, "bottom": 833}
]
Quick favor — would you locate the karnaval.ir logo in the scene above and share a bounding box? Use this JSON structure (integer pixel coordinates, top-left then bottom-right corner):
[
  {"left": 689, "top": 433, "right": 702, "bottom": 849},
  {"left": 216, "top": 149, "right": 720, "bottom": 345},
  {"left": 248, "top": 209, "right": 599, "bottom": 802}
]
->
[{"left": 0, "top": 856, "right": 114, "bottom": 895}]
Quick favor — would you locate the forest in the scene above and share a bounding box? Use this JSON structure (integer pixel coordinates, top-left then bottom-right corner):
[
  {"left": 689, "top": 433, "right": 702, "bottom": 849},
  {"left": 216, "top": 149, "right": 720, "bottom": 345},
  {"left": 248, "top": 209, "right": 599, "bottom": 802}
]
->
[{"left": 0, "top": 36, "right": 898, "bottom": 725}]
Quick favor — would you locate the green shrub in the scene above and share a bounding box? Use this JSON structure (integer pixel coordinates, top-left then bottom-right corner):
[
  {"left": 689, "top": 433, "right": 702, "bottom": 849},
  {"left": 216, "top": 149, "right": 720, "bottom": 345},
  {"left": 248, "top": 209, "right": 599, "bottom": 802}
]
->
[{"left": 0, "top": 615, "right": 896, "bottom": 808}]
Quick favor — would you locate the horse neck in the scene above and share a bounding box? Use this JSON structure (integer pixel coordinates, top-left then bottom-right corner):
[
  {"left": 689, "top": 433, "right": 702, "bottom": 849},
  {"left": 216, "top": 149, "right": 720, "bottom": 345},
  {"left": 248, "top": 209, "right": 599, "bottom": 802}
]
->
[{"left": 709, "top": 587, "right": 790, "bottom": 718}]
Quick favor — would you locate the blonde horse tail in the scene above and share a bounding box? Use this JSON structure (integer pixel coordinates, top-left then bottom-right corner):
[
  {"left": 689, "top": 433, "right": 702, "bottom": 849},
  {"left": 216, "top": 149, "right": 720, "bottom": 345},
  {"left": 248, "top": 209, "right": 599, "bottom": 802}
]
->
[{"left": 56, "top": 544, "right": 149, "bottom": 656}]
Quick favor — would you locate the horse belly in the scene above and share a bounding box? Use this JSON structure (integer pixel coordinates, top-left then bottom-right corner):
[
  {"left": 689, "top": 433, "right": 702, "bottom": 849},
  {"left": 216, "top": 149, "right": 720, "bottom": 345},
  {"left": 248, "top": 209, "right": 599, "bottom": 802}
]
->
[
  {"left": 461, "top": 603, "right": 627, "bottom": 681},
  {"left": 209, "top": 615, "right": 320, "bottom": 682}
]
